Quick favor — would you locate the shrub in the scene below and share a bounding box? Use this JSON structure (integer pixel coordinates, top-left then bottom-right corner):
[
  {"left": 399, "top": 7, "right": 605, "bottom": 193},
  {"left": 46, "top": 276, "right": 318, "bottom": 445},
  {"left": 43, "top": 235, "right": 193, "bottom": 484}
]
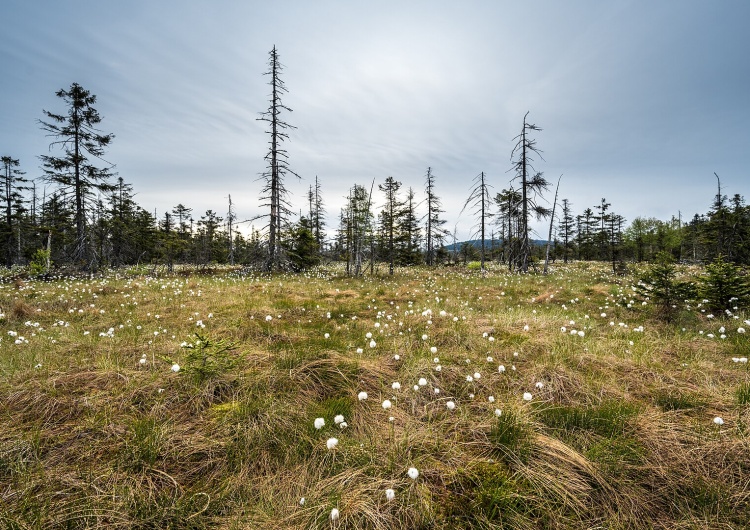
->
[
  {"left": 699, "top": 255, "right": 750, "bottom": 311},
  {"left": 28, "top": 249, "right": 51, "bottom": 276},
  {"left": 181, "top": 333, "right": 240, "bottom": 384},
  {"left": 633, "top": 252, "right": 696, "bottom": 321}
]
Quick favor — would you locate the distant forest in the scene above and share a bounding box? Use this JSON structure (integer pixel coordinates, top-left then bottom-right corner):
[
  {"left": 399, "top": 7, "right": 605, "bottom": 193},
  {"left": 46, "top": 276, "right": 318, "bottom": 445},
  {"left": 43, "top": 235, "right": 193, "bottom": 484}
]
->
[{"left": 2, "top": 48, "right": 749, "bottom": 274}]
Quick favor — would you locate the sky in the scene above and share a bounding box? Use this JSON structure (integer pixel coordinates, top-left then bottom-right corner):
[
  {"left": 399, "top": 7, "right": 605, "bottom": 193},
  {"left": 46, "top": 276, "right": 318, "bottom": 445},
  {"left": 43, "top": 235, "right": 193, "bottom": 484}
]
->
[{"left": 2, "top": 0, "right": 749, "bottom": 242}]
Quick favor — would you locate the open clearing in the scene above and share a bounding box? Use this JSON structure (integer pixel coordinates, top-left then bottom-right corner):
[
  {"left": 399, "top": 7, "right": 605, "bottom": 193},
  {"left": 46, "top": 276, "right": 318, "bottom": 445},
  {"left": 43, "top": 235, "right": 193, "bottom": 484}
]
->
[{"left": 1, "top": 262, "right": 749, "bottom": 529}]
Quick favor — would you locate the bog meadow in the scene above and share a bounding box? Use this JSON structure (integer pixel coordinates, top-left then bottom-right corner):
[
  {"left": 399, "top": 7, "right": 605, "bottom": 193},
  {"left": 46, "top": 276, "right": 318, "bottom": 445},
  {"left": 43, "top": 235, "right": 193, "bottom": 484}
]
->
[{"left": 1, "top": 259, "right": 749, "bottom": 529}]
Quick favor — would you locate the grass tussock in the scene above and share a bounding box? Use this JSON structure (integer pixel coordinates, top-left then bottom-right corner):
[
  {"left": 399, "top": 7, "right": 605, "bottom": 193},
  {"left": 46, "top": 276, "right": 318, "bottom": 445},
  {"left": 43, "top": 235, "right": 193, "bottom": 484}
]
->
[{"left": 0, "top": 262, "right": 749, "bottom": 528}]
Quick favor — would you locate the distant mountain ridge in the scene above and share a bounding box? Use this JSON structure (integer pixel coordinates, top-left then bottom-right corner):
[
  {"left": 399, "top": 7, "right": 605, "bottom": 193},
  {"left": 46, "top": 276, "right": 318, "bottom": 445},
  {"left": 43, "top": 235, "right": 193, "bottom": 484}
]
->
[{"left": 443, "top": 239, "right": 547, "bottom": 252}]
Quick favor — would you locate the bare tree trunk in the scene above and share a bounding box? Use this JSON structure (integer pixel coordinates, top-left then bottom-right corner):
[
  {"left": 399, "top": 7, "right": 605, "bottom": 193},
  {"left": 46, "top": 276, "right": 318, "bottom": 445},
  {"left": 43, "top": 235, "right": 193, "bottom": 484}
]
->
[
  {"left": 543, "top": 175, "right": 562, "bottom": 274},
  {"left": 480, "top": 172, "right": 486, "bottom": 271}
]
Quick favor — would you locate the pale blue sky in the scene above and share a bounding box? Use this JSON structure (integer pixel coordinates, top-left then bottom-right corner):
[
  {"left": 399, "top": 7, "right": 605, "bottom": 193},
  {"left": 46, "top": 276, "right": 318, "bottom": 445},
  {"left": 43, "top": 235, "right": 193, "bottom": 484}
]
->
[{"left": 2, "top": 0, "right": 748, "bottom": 239}]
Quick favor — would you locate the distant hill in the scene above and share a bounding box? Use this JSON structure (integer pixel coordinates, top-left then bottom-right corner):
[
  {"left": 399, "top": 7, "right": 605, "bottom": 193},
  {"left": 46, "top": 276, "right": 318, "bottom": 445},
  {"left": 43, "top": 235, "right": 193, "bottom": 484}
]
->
[{"left": 443, "top": 239, "right": 547, "bottom": 252}]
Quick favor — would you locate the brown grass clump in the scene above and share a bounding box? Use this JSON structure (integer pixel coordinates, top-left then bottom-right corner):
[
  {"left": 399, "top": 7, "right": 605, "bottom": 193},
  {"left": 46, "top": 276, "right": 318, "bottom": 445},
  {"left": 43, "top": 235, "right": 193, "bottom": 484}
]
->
[{"left": 11, "top": 299, "right": 34, "bottom": 319}]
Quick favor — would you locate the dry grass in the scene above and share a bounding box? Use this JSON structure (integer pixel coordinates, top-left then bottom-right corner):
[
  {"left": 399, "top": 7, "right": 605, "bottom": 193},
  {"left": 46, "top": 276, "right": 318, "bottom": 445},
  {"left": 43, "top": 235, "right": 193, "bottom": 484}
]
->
[{"left": 0, "top": 262, "right": 749, "bottom": 529}]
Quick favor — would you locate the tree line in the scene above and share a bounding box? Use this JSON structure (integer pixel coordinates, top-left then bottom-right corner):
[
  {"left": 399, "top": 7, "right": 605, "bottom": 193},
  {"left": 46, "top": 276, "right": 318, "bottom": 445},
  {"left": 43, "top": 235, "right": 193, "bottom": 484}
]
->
[{"left": 2, "top": 48, "right": 749, "bottom": 274}]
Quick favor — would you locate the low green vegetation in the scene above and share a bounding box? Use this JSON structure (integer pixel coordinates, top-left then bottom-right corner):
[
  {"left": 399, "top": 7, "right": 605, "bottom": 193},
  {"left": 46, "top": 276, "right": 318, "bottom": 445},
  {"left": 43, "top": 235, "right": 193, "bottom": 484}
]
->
[{"left": 0, "top": 261, "right": 748, "bottom": 529}]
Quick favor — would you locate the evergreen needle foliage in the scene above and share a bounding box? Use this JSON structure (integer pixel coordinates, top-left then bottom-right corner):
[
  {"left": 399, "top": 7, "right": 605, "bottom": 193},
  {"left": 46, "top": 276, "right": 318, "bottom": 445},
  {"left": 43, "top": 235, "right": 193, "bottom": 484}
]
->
[
  {"left": 634, "top": 252, "right": 696, "bottom": 321},
  {"left": 182, "top": 332, "right": 240, "bottom": 384},
  {"left": 699, "top": 255, "right": 750, "bottom": 311}
]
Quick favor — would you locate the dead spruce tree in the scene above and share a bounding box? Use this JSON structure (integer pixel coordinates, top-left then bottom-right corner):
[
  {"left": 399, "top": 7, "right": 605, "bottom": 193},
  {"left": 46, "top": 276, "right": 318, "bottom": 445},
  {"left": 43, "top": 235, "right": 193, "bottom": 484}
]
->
[
  {"left": 257, "top": 46, "right": 299, "bottom": 271},
  {"left": 461, "top": 171, "right": 492, "bottom": 271},
  {"left": 510, "top": 112, "right": 550, "bottom": 272}
]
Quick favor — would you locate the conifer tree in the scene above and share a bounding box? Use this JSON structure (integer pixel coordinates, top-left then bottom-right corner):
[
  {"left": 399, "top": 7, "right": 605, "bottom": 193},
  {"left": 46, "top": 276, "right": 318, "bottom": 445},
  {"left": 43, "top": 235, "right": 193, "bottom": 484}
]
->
[
  {"left": 700, "top": 255, "right": 750, "bottom": 311},
  {"left": 307, "top": 176, "right": 326, "bottom": 252},
  {"left": 257, "top": 46, "right": 299, "bottom": 271},
  {"left": 594, "top": 198, "right": 611, "bottom": 260},
  {"left": 510, "top": 112, "right": 550, "bottom": 272},
  {"left": 378, "top": 176, "right": 403, "bottom": 275},
  {"left": 398, "top": 187, "right": 422, "bottom": 265},
  {"left": 494, "top": 187, "right": 522, "bottom": 267},
  {"left": 578, "top": 208, "right": 597, "bottom": 260},
  {"left": 39, "top": 83, "right": 115, "bottom": 267},
  {"left": 341, "top": 184, "right": 374, "bottom": 276},
  {"left": 558, "top": 198, "right": 576, "bottom": 264},
  {"left": 1, "top": 156, "right": 28, "bottom": 267},
  {"left": 424, "top": 167, "right": 447, "bottom": 266},
  {"left": 461, "top": 172, "right": 492, "bottom": 271}
]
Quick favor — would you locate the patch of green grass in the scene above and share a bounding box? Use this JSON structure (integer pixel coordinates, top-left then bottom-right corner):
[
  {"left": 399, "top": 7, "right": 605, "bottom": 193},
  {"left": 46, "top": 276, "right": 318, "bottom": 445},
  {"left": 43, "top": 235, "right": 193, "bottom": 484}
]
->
[
  {"left": 308, "top": 396, "right": 355, "bottom": 432},
  {"left": 652, "top": 389, "right": 707, "bottom": 411},
  {"left": 737, "top": 382, "right": 750, "bottom": 405},
  {"left": 444, "top": 461, "right": 535, "bottom": 527},
  {"left": 679, "top": 476, "right": 736, "bottom": 521},
  {"left": 118, "top": 416, "right": 167, "bottom": 472},
  {"left": 535, "top": 400, "right": 640, "bottom": 437},
  {"left": 488, "top": 409, "right": 533, "bottom": 459},
  {"left": 0, "top": 432, "right": 41, "bottom": 479},
  {"left": 585, "top": 436, "right": 645, "bottom": 475}
]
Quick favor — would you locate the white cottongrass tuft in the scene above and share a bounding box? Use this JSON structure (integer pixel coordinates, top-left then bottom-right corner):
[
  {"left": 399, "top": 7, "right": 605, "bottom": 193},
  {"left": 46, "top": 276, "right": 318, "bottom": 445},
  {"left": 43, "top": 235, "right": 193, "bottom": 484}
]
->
[
  {"left": 334, "top": 414, "right": 344, "bottom": 425},
  {"left": 299, "top": 497, "right": 305, "bottom": 505},
  {"left": 330, "top": 508, "right": 340, "bottom": 520},
  {"left": 326, "top": 437, "right": 339, "bottom": 450},
  {"left": 535, "top": 382, "right": 544, "bottom": 389},
  {"left": 392, "top": 381, "right": 401, "bottom": 390},
  {"left": 418, "top": 377, "right": 427, "bottom": 386},
  {"left": 382, "top": 399, "right": 392, "bottom": 410},
  {"left": 446, "top": 401, "right": 456, "bottom": 410},
  {"left": 522, "top": 392, "right": 533, "bottom": 401},
  {"left": 358, "top": 391, "right": 368, "bottom": 401},
  {"left": 314, "top": 417, "right": 325, "bottom": 429},
  {"left": 407, "top": 467, "right": 419, "bottom": 480},
  {"left": 171, "top": 363, "right": 180, "bottom": 373},
  {"left": 430, "top": 346, "right": 438, "bottom": 354},
  {"left": 498, "top": 365, "right": 506, "bottom": 373},
  {"left": 385, "top": 488, "right": 395, "bottom": 501},
  {"left": 369, "top": 339, "right": 377, "bottom": 348},
  {"left": 494, "top": 408, "right": 503, "bottom": 417},
  {"left": 713, "top": 416, "right": 724, "bottom": 426}
]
